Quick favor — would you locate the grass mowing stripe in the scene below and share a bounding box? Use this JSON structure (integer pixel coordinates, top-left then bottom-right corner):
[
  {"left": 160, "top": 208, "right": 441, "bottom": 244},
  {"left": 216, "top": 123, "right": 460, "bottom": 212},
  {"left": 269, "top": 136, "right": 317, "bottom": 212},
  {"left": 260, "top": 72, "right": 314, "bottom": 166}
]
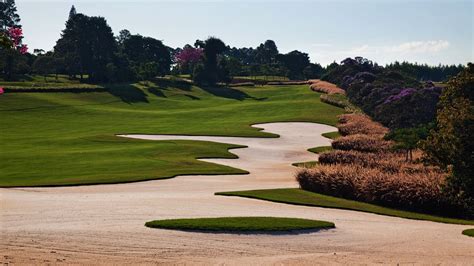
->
[
  {"left": 145, "top": 217, "right": 335, "bottom": 232},
  {"left": 215, "top": 188, "right": 474, "bottom": 225}
]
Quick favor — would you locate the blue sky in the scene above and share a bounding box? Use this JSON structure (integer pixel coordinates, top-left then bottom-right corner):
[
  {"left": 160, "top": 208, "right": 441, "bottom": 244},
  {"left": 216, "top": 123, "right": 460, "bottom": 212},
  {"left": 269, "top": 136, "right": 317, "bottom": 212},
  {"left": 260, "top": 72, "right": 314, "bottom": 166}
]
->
[{"left": 17, "top": 0, "right": 473, "bottom": 66}]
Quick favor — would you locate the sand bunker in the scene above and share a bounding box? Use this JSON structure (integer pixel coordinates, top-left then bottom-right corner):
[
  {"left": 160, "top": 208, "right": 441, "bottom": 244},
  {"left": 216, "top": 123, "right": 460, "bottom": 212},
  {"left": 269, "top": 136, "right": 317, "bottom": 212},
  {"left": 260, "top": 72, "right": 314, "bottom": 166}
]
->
[
  {"left": 118, "top": 122, "right": 335, "bottom": 182},
  {"left": 1, "top": 122, "right": 473, "bottom": 265}
]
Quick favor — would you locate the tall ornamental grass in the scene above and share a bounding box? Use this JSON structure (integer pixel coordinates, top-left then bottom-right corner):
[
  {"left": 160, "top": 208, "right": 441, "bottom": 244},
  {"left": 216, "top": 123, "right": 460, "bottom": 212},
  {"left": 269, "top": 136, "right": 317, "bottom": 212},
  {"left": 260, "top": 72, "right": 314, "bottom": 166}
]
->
[
  {"left": 296, "top": 165, "right": 455, "bottom": 214},
  {"left": 295, "top": 111, "right": 469, "bottom": 217},
  {"left": 309, "top": 79, "right": 345, "bottom": 95}
]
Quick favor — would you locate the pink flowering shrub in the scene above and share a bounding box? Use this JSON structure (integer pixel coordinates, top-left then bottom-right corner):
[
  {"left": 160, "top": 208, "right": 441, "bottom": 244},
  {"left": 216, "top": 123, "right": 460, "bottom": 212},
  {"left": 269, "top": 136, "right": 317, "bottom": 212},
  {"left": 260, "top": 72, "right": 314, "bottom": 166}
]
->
[
  {"left": 0, "top": 87, "right": 4, "bottom": 94},
  {"left": 1, "top": 27, "right": 28, "bottom": 54}
]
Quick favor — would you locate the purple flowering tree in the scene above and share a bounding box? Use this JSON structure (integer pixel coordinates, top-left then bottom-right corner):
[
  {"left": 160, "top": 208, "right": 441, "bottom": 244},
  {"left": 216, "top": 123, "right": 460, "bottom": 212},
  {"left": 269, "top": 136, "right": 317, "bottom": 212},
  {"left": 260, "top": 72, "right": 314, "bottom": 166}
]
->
[
  {"left": 383, "top": 88, "right": 417, "bottom": 104},
  {"left": 175, "top": 46, "right": 203, "bottom": 75}
]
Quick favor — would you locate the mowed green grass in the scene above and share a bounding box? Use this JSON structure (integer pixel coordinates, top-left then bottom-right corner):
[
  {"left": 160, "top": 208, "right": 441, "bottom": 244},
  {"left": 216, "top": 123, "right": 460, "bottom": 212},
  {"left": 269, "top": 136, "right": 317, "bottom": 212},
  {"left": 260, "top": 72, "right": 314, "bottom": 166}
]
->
[
  {"left": 308, "top": 146, "right": 333, "bottom": 154},
  {"left": 322, "top": 131, "right": 341, "bottom": 140},
  {"left": 145, "top": 217, "right": 335, "bottom": 232},
  {"left": 0, "top": 82, "right": 343, "bottom": 186},
  {"left": 216, "top": 188, "right": 474, "bottom": 225},
  {"left": 462, "top": 229, "right": 474, "bottom": 237}
]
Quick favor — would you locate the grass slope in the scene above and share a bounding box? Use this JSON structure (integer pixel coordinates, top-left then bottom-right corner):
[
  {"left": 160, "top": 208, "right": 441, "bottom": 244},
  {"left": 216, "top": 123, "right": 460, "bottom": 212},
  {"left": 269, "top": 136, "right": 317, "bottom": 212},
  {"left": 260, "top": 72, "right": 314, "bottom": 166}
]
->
[
  {"left": 0, "top": 82, "right": 343, "bottom": 186},
  {"left": 145, "top": 217, "right": 334, "bottom": 232},
  {"left": 216, "top": 188, "right": 474, "bottom": 225}
]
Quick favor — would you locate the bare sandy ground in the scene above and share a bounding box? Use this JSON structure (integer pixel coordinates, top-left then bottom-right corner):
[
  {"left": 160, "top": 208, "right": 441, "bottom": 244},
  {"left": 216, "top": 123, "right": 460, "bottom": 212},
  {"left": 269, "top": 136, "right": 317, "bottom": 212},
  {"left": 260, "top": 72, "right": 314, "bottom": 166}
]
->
[{"left": 1, "top": 122, "right": 473, "bottom": 265}]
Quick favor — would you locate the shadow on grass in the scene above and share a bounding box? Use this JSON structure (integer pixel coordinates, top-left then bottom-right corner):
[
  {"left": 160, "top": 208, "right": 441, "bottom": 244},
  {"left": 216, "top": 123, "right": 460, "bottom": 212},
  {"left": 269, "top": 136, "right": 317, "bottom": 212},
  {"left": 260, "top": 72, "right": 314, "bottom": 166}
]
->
[
  {"left": 145, "top": 227, "right": 334, "bottom": 235},
  {"left": 147, "top": 87, "right": 167, "bottom": 98},
  {"left": 153, "top": 78, "right": 193, "bottom": 91},
  {"left": 184, "top": 94, "right": 200, "bottom": 100},
  {"left": 201, "top": 86, "right": 267, "bottom": 101},
  {"left": 108, "top": 84, "right": 149, "bottom": 103}
]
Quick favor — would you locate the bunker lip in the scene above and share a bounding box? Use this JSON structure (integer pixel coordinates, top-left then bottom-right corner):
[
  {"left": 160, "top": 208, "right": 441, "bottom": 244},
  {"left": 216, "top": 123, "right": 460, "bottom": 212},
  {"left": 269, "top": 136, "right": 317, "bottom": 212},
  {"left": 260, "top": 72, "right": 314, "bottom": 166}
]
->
[{"left": 2, "top": 122, "right": 473, "bottom": 265}]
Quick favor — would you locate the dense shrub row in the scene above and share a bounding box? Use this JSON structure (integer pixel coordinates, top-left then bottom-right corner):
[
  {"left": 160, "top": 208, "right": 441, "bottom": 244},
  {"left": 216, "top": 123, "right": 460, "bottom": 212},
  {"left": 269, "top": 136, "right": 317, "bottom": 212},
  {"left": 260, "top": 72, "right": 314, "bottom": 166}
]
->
[
  {"left": 308, "top": 79, "right": 345, "bottom": 95},
  {"left": 319, "top": 94, "right": 346, "bottom": 108},
  {"left": 229, "top": 82, "right": 256, "bottom": 87},
  {"left": 4, "top": 84, "right": 106, "bottom": 93},
  {"left": 318, "top": 150, "right": 438, "bottom": 174},
  {"left": 296, "top": 165, "right": 454, "bottom": 214},
  {"left": 337, "top": 114, "right": 388, "bottom": 136},
  {"left": 310, "top": 80, "right": 361, "bottom": 113},
  {"left": 331, "top": 134, "right": 392, "bottom": 152},
  {"left": 296, "top": 112, "right": 471, "bottom": 218}
]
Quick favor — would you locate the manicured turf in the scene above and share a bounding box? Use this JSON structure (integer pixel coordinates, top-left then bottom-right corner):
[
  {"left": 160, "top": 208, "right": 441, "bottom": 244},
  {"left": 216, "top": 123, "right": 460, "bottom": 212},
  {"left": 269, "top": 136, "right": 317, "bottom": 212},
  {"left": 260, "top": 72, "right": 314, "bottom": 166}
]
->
[
  {"left": 322, "top": 131, "right": 341, "bottom": 139},
  {"left": 292, "top": 146, "right": 332, "bottom": 168},
  {"left": 462, "top": 229, "right": 474, "bottom": 237},
  {"left": 145, "top": 217, "right": 335, "bottom": 232},
  {"left": 0, "top": 81, "right": 343, "bottom": 186},
  {"left": 308, "top": 145, "right": 333, "bottom": 154},
  {"left": 215, "top": 188, "right": 474, "bottom": 225}
]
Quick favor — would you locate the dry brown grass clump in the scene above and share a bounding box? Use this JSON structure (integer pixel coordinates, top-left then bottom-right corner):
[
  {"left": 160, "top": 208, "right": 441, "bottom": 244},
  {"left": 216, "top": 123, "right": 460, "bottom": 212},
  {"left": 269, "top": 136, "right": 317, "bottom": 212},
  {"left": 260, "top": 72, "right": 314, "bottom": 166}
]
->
[
  {"left": 318, "top": 150, "right": 439, "bottom": 174},
  {"left": 308, "top": 79, "right": 345, "bottom": 95},
  {"left": 318, "top": 150, "right": 379, "bottom": 165},
  {"left": 337, "top": 114, "right": 388, "bottom": 136},
  {"left": 296, "top": 164, "right": 448, "bottom": 211},
  {"left": 296, "top": 108, "right": 457, "bottom": 214},
  {"left": 331, "top": 134, "right": 392, "bottom": 152}
]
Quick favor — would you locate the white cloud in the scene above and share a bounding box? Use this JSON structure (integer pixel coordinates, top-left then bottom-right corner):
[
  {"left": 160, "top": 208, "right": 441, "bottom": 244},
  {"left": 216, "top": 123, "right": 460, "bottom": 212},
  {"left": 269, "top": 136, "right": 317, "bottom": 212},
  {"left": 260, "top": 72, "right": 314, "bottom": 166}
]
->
[
  {"left": 309, "top": 40, "right": 452, "bottom": 65},
  {"left": 350, "top": 44, "right": 370, "bottom": 54},
  {"left": 386, "top": 40, "right": 450, "bottom": 53},
  {"left": 311, "top": 43, "right": 331, "bottom": 48}
]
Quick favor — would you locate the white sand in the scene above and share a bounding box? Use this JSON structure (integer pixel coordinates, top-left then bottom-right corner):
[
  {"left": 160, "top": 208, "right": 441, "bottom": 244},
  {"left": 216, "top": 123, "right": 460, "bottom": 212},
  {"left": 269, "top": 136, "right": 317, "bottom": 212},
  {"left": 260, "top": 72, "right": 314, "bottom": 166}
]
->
[{"left": 1, "top": 122, "right": 473, "bottom": 265}]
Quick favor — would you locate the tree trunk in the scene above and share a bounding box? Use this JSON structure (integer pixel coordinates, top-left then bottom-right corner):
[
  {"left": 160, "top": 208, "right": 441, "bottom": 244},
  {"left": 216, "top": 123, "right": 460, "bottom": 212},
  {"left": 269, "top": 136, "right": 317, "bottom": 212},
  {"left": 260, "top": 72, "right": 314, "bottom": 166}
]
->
[{"left": 6, "top": 53, "right": 13, "bottom": 81}]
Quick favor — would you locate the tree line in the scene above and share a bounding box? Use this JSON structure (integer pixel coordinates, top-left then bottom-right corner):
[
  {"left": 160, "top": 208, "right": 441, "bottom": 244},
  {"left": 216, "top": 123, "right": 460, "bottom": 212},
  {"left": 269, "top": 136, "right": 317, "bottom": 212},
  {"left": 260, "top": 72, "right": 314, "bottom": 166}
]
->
[{"left": 0, "top": 2, "right": 466, "bottom": 84}]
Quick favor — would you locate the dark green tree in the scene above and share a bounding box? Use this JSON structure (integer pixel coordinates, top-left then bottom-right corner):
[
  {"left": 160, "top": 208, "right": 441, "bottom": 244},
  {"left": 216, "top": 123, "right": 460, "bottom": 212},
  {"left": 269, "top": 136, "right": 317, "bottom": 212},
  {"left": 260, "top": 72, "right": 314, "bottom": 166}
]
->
[
  {"left": 303, "top": 63, "right": 324, "bottom": 79},
  {"left": 68, "top": 5, "right": 77, "bottom": 20},
  {"left": 225, "top": 56, "right": 242, "bottom": 77},
  {"left": 117, "top": 29, "right": 131, "bottom": 47},
  {"left": 193, "top": 37, "right": 228, "bottom": 85},
  {"left": 121, "top": 34, "right": 171, "bottom": 78},
  {"left": 422, "top": 64, "right": 474, "bottom": 199},
  {"left": 0, "top": 0, "right": 22, "bottom": 80},
  {"left": 255, "top": 40, "right": 279, "bottom": 65},
  {"left": 32, "top": 55, "right": 55, "bottom": 81},
  {"left": 385, "top": 125, "right": 431, "bottom": 161},
  {"left": 0, "top": 0, "right": 20, "bottom": 30},
  {"left": 192, "top": 62, "right": 206, "bottom": 85},
  {"left": 278, "top": 50, "right": 310, "bottom": 80},
  {"left": 54, "top": 7, "right": 117, "bottom": 82},
  {"left": 137, "top": 62, "right": 159, "bottom": 83}
]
